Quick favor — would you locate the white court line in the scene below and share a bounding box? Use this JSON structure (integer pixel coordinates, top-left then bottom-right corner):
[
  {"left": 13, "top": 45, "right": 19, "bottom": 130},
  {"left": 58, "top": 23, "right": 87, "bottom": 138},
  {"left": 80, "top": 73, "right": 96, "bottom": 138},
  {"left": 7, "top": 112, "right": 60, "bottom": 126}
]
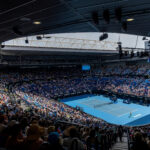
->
[{"left": 133, "top": 114, "right": 142, "bottom": 118}]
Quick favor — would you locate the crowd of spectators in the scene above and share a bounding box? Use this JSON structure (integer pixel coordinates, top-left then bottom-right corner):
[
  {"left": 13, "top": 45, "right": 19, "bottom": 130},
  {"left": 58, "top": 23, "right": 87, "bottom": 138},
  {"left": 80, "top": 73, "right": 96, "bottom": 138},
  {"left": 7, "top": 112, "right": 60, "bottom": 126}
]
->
[
  {"left": 94, "top": 63, "right": 150, "bottom": 97},
  {"left": 128, "top": 126, "right": 150, "bottom": 150},
  {"left": 1, "top": 63, "right": 150, "bottom": 149},
  {"left": 11, "top": 64, "right": 150, "bottom": 99},
  {"left": 0, "top": 93, "right": 122, "bottom": 150}
]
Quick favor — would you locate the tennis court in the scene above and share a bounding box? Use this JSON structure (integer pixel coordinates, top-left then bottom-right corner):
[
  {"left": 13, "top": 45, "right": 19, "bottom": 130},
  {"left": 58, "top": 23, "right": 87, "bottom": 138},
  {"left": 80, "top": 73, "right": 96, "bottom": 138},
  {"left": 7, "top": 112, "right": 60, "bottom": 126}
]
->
[{"left": 61, "top": 94, "right": 150, "bottom": 126}]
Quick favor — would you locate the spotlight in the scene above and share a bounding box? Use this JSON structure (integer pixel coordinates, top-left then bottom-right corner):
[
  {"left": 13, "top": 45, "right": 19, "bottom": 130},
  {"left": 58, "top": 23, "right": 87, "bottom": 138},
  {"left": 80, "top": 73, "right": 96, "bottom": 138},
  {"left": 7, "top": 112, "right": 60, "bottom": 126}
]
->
[
  {"left": 103, "top": 9, "right": 110, "bottom": 24},
  {"left": 115, "top": 7, "right": 122, "bottom": 22},
  {"left": 1, "top": 44, "right": 5, "bottom": 48},
  {"left": 33, "top": 21, "right": 41, "bottom": 25},
  {"left": 36, "top": 36, "right": 42, "bottom": 40},
  {"left": 142, "top": 36, "right": 148, "bottom": 40},
  {"left": 99, "top": 33, "right": 108, "bottom": 41},
  {"left": 92, "top": 11, "right": 99, "bottom": 25},
  {"left": 25, "top": 37, "right": 29, "bottom": 44},
  {"left": 143, "top": 37, "right": 146, "bottom": 40},
  {"left": 127, "top": 18, "right": 134, "bottom": 22}
]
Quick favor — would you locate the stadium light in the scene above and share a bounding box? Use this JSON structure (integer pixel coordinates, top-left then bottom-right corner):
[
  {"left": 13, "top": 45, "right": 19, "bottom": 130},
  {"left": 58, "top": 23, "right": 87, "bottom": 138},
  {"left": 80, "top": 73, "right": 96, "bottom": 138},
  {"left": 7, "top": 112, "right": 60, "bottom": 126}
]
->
[
  {"left": 142, "top": 36, "right": 148, "bottom": 40},
  {"left": 33, "top": 21, "right": 41, "bottom": 25},
  {"left": 127, "top": 18, "right": 134, "bottom": 22},
  {"left": 1, "top": 44, "right": 5, "bottom": 48},
  {"left": 99, "top": 33, "right": 108, "bottom": 41},
  {"left": 25, "top": 37, "right": 29, "bottom": 44},
  {"left": 36, "top": 36, "right": 42, "bottom": 40}
]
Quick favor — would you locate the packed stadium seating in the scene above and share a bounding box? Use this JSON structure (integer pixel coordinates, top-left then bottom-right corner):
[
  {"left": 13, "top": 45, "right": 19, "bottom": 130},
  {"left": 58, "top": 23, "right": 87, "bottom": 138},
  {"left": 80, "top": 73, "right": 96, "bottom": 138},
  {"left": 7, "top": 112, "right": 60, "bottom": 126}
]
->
[{"left": 1, "top": 63, "right": 150, "bottom": 149}]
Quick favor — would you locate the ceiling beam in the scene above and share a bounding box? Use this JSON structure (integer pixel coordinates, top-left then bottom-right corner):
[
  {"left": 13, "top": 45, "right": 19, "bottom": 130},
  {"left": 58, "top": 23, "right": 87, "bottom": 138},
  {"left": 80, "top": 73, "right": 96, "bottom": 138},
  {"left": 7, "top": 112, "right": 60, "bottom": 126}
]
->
[{"left": 59, "top": 0, "right": 100, "bottom": 32}]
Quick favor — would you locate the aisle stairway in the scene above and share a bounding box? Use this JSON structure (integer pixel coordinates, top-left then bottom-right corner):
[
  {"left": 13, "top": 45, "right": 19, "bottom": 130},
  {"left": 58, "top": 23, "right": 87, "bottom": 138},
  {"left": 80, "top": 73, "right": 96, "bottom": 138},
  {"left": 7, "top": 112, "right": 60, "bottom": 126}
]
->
[{"left": 111, "top": 134, "right": 128, "bottom": 150}]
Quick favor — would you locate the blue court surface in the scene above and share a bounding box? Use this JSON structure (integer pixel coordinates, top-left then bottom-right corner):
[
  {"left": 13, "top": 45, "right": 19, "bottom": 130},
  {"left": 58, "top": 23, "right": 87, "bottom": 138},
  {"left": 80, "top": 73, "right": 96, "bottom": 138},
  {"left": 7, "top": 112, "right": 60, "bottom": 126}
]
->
[{"left": 61, "top": 94, "right": 150, "bottom": 126}]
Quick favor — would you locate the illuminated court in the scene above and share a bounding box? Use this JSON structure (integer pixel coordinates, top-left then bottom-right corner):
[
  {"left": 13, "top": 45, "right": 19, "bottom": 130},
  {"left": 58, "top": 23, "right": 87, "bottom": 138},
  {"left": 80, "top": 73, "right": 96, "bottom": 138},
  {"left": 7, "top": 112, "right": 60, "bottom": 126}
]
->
[{"left": 61, "top": 95, "right": 150, "bottom": 126}]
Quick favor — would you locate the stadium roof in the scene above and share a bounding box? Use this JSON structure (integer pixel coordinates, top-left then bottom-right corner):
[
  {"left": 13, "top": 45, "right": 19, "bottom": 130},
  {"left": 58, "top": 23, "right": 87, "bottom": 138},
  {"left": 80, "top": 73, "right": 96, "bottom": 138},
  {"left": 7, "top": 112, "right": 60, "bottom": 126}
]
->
[
  {"left": 4, "top": 33, "right": 148, "bottom": 51},
  {"left": 1, "top": 0, "right": 150, "bottom": 43}
]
